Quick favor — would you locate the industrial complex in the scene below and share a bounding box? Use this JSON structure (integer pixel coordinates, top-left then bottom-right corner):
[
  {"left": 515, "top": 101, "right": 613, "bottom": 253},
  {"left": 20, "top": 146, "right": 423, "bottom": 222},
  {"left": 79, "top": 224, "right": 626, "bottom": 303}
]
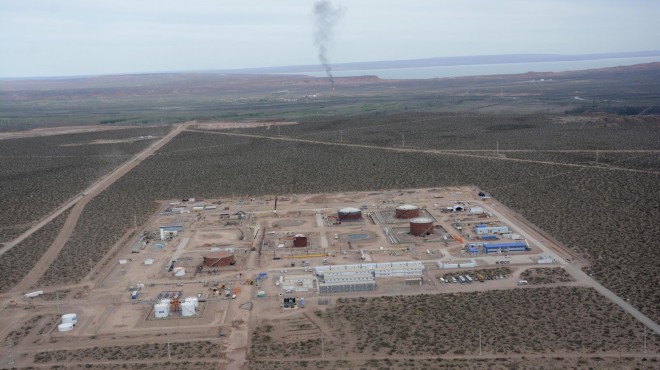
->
[{"left": 2, "top": 186, "right": 587, "bottom": 367}]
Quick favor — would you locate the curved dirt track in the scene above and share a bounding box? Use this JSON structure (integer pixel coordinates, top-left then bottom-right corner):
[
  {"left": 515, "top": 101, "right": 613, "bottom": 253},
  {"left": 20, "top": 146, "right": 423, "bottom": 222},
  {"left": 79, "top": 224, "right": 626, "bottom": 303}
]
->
[{"left": 11, "top": 123, "right": 189, "bottom": 292}]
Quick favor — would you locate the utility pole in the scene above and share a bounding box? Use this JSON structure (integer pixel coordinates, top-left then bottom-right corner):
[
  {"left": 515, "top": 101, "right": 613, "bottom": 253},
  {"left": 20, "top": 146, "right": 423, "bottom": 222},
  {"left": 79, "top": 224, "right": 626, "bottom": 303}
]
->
[
  {"left": 6, "top": 337, "right": 14, "bottom": 365},
  {"left": 479, "top": 328, "right": 482, "bottom": 355},
  {"left": 596, "top": 150, "right": 599, "bottom": 164},
  {"left": 401, "top": 133, "right": 405, "bottom": 147},
  {"left": 339, "top": 130, "right": 343, "bottom": 142},
  {"left": 277, "top": 125, "right": 281, "bottom": 136},
  {"left": 56, "top": 291, "right": 61, "bottom": 315},
  {"left": 496, "top": 141, "right": 499, "bottom": 155},
  {"left": 167, "top": 339, "right": 171, "bottom": 359},
  {"left": 644, "top": 326, "right": 647, "bottom": 353}
]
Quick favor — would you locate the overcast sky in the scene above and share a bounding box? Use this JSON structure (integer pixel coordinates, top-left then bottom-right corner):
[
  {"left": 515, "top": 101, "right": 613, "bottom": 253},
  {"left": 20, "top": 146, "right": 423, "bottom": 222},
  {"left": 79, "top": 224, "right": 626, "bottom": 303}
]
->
[{"left": 1, "top": 0, "right": 659, "bottom": 77}]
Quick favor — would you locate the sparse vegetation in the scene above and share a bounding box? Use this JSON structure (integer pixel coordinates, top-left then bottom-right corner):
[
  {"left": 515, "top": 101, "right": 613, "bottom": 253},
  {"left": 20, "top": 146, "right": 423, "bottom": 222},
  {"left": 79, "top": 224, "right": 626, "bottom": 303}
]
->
[
  {"left": 520, "top": 267, "right": 575, "bottom": 284},
  {"left": 33, "top": 341, "right": 221, "bottom": 363},
  {"left": 0, "top": 209, "right": 70, "bottom": 293},
  {"left": 0, "top": 126, "right": 171, "bottom": 242},
  {"left": 321, "top": 287, "right": 659, "bottom": 356}
]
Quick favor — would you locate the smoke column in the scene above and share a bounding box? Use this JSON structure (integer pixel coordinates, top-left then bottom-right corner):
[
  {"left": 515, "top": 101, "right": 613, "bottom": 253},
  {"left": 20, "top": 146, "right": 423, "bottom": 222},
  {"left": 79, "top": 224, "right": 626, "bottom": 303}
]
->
[{"left": 313, "top": 0, "right": 344, "bottom": 87}]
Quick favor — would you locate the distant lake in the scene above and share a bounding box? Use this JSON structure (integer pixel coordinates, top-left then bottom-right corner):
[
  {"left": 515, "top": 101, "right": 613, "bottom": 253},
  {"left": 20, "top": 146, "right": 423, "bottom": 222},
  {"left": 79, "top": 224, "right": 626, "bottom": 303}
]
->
[{"left": 296, "top": 56, "right": 660, "bottom": 79}]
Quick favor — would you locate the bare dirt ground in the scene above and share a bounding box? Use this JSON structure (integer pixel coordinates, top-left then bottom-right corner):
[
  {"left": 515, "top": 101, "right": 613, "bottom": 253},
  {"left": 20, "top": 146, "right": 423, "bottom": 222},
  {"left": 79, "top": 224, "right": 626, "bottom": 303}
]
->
[
  {"left": 0, "top": 125, "right": 131, "bottom": 139},
  {"left": 193, "top": 120, "right": 299, "bottom": 131}
]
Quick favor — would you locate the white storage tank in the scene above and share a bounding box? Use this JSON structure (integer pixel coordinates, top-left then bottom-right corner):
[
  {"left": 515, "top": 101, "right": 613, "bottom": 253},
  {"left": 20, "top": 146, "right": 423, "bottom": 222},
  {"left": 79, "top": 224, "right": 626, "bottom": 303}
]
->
[
  {"left": 61, "top": 313, "right": 77, "bottom": 325},
  {"left": 185, "top": 297, "right": 199, "bottom": 309},
  {"left": 181, "top": 301, "right": 196, "bottom": 317},
  {"left": 57, "top": 323, "right": 74, "bottom": 332},
  {"left": 154, "top": 303, "right": 169, "bottom": 318}
]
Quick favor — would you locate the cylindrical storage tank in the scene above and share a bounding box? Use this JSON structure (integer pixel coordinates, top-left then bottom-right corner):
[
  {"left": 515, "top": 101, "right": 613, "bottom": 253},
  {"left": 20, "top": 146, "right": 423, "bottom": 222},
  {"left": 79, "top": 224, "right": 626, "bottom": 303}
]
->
[
  {"left": 395, "top": 204, "right": 420, "bottom": 219},
  {"left": 293, "top": 234, "right": 308, "bottom": 248},
  {"left": 185, "top": 297, "right": 199, "bottom": 309},
  {"left": 61, "top": 313, "right": 77, "bottom": 325},
  {"left": 410, "top": 217, "right": 434, "bottom": 236},
  {"left": 57, "top": 323, "right": 74, "bottom": 332},
  {"left": 203, "top": 251, "right": 236, "bottom": 267},
  {"left": 181, "top": 301, "right": 196, "bottom": 317},
  {"left": 154, "top": 303, "right": 169, "bottom": 318},
  {"left": 338, "top": 207, "right": 362, "bottom": 221}
]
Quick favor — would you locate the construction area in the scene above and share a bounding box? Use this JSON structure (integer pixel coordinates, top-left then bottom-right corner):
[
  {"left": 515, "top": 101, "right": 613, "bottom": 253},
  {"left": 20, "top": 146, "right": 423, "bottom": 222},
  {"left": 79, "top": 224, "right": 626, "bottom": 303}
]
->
[{"left": 0, "top": 186, "right": 626, "bottom": 368}]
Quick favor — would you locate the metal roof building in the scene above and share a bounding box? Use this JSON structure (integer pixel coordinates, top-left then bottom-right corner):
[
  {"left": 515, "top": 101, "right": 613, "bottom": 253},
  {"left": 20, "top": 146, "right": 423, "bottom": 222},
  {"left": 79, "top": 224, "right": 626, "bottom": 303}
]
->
[{"left": 482, "top": 241, "right": 528, "bottom": 254}]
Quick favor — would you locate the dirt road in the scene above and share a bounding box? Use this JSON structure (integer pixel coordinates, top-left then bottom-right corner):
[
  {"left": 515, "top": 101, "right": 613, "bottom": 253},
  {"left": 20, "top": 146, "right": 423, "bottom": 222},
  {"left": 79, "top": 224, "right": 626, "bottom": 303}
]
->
[
  {"left": 191, "top": 130, "right": 660, "bottom": 175},
  {"left": 11, "top": 123, "right": 189, "bottom": 292}
]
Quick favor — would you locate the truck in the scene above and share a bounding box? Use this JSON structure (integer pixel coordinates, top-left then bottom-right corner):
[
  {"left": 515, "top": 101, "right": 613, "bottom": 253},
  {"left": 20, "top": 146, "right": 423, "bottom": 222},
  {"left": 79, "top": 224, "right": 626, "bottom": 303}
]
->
[
  {"left": 465, "top": 275, "right": 473, "bottom": 283},
  {"left": 476, "top": 273, "right": 485, "bottom": 282},
  {"left": 300, "top": 297, "right": 305, "bottom": 308},
  {"left": 131, "top": 290, "right": 139, "bottom": 299},
  {"left": 517, "top": 280, "right": 528, "bottom": 285},
  {"left": 458, "top": 275, "right": 466, "bottom": 284}
]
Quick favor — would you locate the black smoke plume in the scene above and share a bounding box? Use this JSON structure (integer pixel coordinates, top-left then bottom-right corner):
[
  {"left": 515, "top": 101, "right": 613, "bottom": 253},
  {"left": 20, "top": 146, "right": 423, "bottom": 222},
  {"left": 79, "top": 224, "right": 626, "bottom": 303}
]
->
[{"left": 313, "top": 0, "right": 344, "bottom": 87}]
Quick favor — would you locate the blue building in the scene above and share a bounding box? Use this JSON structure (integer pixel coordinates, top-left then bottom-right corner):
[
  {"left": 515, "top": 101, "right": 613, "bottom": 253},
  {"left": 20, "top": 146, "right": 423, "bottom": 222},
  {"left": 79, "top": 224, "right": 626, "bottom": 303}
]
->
[{"left": 482, "top": 241, "right": 528, "bottom": 254}]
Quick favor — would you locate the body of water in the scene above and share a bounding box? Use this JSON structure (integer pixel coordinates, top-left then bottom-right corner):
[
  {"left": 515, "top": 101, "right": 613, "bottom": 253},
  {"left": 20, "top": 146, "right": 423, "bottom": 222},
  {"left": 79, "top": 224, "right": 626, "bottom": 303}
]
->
[{"left": 298, "top": 56, "right": 660, "bottom": 80}]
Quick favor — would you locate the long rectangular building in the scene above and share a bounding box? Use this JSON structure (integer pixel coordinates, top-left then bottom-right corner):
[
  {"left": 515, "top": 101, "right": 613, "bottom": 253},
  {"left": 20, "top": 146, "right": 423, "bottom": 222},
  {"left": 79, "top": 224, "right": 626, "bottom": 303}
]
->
[
  {"left": 482, "top": 241, "right": 528, "bottom": 254},
  {"left": 474, "top": 224, "right": 509, "bottom": 235}
]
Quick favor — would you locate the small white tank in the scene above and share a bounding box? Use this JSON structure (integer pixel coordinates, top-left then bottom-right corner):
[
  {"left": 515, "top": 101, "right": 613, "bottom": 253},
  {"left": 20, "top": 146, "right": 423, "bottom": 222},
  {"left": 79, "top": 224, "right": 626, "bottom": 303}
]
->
[
  {"left": 61, "top": 313, "right": 77, "bottom": 324},
  {"left": 181, "top": 301, "right": 196, "bottom": 317},
  {"left": 160, "top": 298, "right": 171, "bottom": 306},
  {"left": 154, "top": 303, "right": 169, "bottom": 318},
  {"left": 57, "top": 323, "right": 74, "bottom": 332},
  {"left": 185, "top": 297, "right": 199, "bottom": 309}
]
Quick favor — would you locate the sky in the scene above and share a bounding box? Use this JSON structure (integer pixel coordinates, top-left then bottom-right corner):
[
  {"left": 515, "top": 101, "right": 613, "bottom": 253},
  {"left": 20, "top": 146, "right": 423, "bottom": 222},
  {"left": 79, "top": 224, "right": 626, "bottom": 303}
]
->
[{"left": 1, "top": 0, "right": 659, "bottom": 78}]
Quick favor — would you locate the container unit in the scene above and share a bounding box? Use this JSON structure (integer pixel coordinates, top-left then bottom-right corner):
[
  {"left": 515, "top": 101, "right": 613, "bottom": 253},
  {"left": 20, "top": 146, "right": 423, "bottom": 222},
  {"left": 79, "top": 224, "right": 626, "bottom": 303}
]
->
[
  {"left": 474, "top": 225, "right": 509, "bottom": 235},
  {"left": 469, "top": 206, "right": 484, "bottom": 215},
  {"left": 437, "top": 259, "right": 477, "bottom": 269},
  {"left": 24, "top": 290, "right": 44, "bottom": 299},
  {"left": 293, "top": 234, "right": 308, "bottom": 248},
  {"left": 395, "top": 204, "right": 420, "bottom": 219},
  {"left": 337, "top": 207, "right": 362, "bottom": 221},
  {"left": 481, "top": 235, "right": 498, "bottom": 240},
  {"left": 409, "top": 217, "right": 434, "bottom": 236}
]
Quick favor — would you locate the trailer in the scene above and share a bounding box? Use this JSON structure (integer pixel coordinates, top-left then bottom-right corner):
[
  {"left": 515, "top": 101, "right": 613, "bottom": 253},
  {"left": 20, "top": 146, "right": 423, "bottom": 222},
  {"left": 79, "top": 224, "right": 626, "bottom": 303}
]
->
[{"left": 458, "top": 275, "right": 466, "bottom": 284}]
